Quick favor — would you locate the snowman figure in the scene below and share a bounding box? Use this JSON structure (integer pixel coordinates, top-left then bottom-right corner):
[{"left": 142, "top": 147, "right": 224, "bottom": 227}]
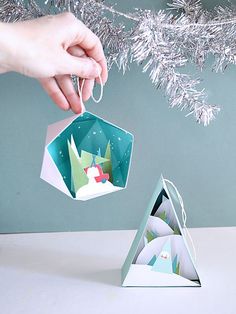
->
[{"left": 160, "top": 251, "right": 170, "bottom": 260}]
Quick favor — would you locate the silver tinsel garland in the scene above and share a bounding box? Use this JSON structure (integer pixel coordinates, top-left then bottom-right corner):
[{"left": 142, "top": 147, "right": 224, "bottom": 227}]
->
[{"left": 1, "top": 1, "right": 236, "bottom": 125}]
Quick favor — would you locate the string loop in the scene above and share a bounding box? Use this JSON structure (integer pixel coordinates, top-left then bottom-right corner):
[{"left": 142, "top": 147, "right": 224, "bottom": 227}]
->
[
  {"left": 164, "top": 178, "right": 197, "bottom": 262},
  {"left": 77, "top": 73, "right": 103, "bottom": 113}
]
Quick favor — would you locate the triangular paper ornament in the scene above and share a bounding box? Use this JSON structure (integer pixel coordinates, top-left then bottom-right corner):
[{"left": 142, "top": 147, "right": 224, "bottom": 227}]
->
[
  {"left": 41, "top": 112, "right": 133, "bottom": 200},
  {"left": 121, "top": 176, "right": 201, "bottom": 287}
]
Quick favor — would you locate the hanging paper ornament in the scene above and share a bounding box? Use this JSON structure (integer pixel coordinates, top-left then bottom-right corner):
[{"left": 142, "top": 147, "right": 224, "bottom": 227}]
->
[
  {"left": 41, "top": 111, "right": 133, "bottom": 200},
  {"left": 41, "top": 76, "right": 134, "bottom": 200}
]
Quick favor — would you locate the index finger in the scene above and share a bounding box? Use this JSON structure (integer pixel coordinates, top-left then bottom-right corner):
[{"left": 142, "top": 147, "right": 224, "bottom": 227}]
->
[{"left": 71, "top": 19, "right": 108, "bottom": 84}]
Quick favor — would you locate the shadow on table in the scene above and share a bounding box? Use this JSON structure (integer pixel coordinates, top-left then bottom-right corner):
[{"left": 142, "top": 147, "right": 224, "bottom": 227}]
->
[
  {"left": 0, "top": 246, "right": 121, "bottom": 286},
  {"left": 79, "top": 269, "right": 121, "bottom": 286}
]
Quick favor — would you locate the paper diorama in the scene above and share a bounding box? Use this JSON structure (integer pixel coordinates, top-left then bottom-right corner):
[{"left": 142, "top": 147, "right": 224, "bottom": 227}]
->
[
  {"left": 121, "top": 176, "right": 201, "bottom": 287},
  {"left": 41, "top": 112, "right": 133, "bottom": 200}
]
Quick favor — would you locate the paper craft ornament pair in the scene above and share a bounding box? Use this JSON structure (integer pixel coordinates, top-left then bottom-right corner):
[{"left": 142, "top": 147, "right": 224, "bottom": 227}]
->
[
  {"left": 121, "top": 176, "right": 201, "bottom": 287},
  {"left": 40, "top": 80, "right": 200, "bottom": 287},
  {"left": 40, "top": 111, "right": 133, "bottom": 200}
]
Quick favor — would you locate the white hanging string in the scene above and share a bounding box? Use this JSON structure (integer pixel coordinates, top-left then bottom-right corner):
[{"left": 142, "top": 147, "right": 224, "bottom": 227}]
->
[
  {"left": 77, "top": 73, "right": 104, "bottom": 113},
  {"left": 164, "top": 178, "right": 197, "bottom": 262}
]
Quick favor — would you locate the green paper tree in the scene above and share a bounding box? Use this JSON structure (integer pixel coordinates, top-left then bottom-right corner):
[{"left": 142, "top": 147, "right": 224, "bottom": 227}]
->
[
  {"left": 172, "top": 254, "right": 180, "bottom": 275},
  {"left": 68, "top": 141, "right": 89, "bottom": 193},
  {"left": 81, "top": 150, "right": 109, "bottom": 169},
  {"left": 159, "top": 211, "right": 167, "bottom": 222},
  {"left": 146, "top": 230, "right": 157, "bottom": 243},
  {"left": 102, "top": 141, "right": 113, "bottom": 183},
  {"left": 173, "top": 226, "right": 180, "bottom": 235},
  {"left": 176, "top": 262, "right": 180, "bottom": 275}
]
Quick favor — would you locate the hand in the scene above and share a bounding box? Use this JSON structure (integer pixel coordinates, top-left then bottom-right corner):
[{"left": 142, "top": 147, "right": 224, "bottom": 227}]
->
[{"left": 0, "top": 13, "right": 108, "bottom": 113}]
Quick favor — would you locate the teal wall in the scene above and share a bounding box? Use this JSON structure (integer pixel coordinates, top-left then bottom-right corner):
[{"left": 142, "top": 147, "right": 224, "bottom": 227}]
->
[{"left": 0, "top": 0, "right": 236, "bottom": 233}]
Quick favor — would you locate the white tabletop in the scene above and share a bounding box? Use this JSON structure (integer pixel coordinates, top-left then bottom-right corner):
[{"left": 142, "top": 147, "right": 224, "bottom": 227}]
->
[{"left": 0, "top": 227, "right": 235, "bottom": 314}]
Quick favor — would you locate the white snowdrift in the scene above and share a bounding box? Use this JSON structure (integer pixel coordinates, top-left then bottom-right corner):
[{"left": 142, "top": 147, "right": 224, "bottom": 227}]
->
[
  {"left": 76, "top": 180, "right": 122, "bottom": 201},
  {"left": 135, "top": 235, "right": 199, "bottom": 281},
  {"left": 122, "top": 264, "right": 200, "bottom": 287}
]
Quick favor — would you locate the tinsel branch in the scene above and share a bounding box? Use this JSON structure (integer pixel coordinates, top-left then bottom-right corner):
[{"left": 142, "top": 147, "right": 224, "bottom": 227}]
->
[
  {"left": 0, "top": 0, "right": 43, "bottom": 21},
  {"left": 1, "top": 1, "right": 236, "bottom": 125}
]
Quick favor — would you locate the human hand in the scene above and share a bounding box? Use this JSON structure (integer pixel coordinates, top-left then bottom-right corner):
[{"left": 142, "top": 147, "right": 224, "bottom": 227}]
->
[{"left": 0, "top": 13, "right": 108, "bottom": 113}]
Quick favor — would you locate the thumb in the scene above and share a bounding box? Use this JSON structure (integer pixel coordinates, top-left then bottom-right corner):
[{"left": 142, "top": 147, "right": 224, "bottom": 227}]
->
[{"left": 59, "top": 53, "right": 102, "bottom": 79}]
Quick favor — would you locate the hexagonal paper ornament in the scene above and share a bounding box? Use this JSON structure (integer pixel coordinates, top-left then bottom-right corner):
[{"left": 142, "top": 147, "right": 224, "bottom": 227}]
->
[{"left": 41, "top": 112, "right": 134, "bottom": 200}]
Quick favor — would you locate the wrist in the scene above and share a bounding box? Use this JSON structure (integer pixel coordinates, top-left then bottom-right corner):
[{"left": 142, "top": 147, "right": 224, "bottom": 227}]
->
[{"left": 0, "top": 22, "right": 17, "bottom": 73}]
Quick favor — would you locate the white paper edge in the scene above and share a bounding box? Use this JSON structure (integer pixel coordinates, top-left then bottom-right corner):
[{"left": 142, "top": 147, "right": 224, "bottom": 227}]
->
[
  {"left": 40, "top": 148, "right": 71, "bottom": 197},
  {"left": 45, "top": 115, "right": 78, "bottom": 145}
]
